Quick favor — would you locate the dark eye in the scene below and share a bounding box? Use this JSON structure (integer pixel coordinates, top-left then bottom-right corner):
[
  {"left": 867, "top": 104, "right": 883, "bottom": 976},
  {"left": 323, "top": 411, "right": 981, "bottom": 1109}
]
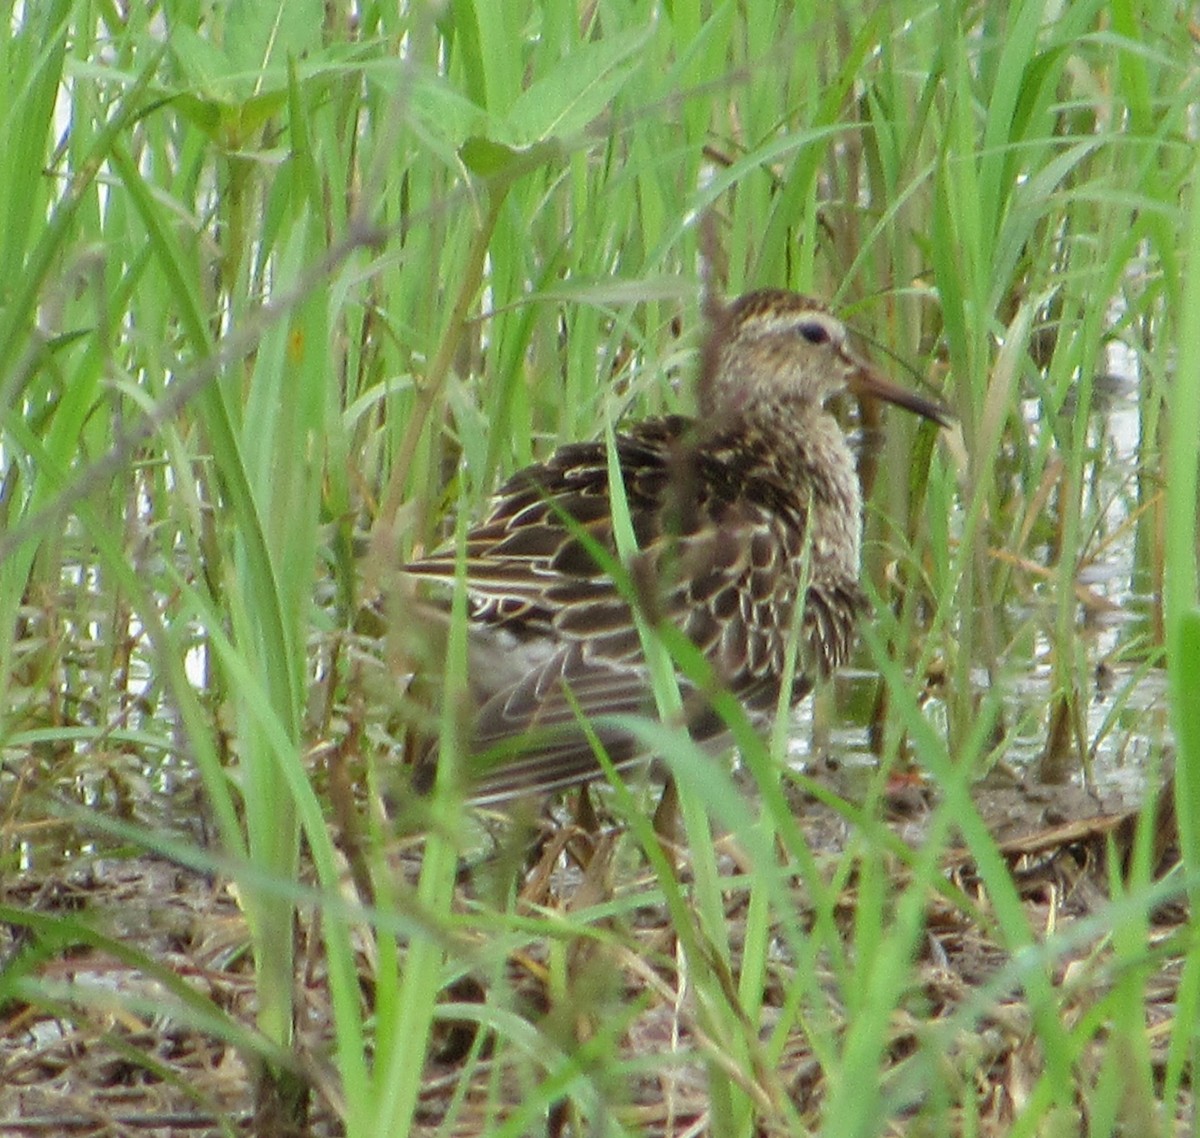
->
[{"left": 797, "top": 321, "right": 830, "bottom": 345}]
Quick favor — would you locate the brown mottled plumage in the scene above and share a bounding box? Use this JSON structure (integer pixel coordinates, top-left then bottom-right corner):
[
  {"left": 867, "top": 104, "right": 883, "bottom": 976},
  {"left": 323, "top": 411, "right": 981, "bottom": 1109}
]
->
[{"left": 404, "top": 289, "right": 950, "bottom": 803}]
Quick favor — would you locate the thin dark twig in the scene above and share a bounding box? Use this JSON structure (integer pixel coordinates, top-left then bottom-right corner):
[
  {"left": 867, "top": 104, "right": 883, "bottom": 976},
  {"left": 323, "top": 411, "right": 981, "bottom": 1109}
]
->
[{"left": 695, "top": 209, "right": 730, "bottom": 420}]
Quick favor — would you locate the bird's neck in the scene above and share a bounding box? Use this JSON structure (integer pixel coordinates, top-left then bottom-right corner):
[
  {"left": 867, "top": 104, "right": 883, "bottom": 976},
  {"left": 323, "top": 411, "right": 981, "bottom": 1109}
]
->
[{"left": 732, "top": 399, "right": 863, "bottom": 580}]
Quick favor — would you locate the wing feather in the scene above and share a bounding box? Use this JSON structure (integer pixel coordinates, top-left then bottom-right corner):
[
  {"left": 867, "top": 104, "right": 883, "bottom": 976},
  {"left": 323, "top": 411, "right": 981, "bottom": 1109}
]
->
[{"left": 403, "top": 414, "right": 862, "bottom": 801}]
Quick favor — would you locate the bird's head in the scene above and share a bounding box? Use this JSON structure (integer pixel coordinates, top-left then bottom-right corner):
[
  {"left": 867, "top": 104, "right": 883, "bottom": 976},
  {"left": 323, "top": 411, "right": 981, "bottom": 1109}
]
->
[{"left": 700, "top": 289, "right": 951, "bottom": 427}]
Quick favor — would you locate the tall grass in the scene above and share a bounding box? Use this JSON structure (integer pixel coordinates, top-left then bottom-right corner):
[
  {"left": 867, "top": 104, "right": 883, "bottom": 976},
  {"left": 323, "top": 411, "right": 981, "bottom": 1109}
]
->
[{"left": 1, "top": 1, "right": 1196, "bottom": 1135}]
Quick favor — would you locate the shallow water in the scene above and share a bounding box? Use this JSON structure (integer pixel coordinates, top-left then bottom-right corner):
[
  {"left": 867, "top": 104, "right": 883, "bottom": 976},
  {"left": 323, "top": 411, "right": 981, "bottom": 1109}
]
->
[{"left": 788, "top": 352, "right": 1171, "bottom": 807}]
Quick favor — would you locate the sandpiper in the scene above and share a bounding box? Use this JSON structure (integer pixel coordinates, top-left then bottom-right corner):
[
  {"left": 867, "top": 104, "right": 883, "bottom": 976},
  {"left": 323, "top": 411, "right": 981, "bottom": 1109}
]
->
[{"left": 403, "top": 289, "right": 950, "bottom": 803}]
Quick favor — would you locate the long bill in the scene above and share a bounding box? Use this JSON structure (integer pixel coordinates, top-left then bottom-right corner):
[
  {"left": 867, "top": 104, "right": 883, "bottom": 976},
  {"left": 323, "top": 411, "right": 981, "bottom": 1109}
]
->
[{"left": 848, "top": 359, "right": 953, "bottom": 427}]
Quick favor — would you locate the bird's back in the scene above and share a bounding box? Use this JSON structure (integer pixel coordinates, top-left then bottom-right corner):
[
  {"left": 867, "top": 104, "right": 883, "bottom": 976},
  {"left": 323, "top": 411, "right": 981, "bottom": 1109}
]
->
[{"left": 404, "top": 412, "right": 866, "bottom": 802}]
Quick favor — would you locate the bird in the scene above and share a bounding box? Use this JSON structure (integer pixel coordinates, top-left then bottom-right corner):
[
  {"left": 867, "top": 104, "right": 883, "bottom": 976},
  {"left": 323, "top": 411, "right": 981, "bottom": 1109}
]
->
[{"left": 401, "top": 288, "right": 951, "bottom": 806}]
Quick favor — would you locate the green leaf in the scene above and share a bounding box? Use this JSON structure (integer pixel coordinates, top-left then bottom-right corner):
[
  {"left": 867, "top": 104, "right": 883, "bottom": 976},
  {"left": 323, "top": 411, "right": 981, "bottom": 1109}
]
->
[
  {"left": 409, "top": 74, "right": 491, "bottom": 148},
  {"left": 506, "top": 27, "right": 649, "bottom": 143},
  {"left": 167, "top": 24, "right": 236, "bottom": 99},
  {"left": 458, "top": 135, "right": 562, "bottom": 181},
  {"left": 226, "top": 0, "right": 325, "bottom": 79}
]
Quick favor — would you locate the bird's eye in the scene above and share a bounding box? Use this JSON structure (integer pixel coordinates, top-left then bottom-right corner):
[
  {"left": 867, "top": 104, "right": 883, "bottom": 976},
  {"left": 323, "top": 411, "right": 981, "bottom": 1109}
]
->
[{"left": 797, "top": 321, "right": 831, "bottom": 345}]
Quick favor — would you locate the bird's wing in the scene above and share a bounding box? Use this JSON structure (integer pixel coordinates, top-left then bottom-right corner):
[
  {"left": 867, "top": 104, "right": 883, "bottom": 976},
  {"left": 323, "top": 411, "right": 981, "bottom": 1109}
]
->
[
  {"left": 404, "top": 417, "right": 694, "bottom": 629},
  {"left": 403, "top": 417, "right": 864, "bottom": 800},
  {"left": 458, "top": 538, "right": 865, "bottom": 803},
  {"left": 463, "top": 640, "right": 667, "bottom": 802}
]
